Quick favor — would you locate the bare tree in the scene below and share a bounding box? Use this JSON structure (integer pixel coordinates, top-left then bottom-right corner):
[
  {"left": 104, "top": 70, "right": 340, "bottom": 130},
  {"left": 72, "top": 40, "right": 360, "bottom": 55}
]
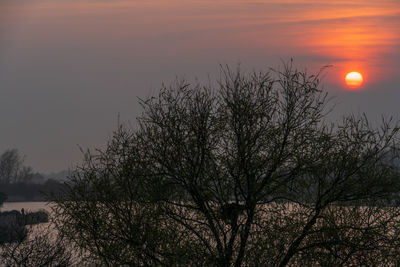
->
[
  {"left": 0, "top": 192, "right": 6, "bottom": 208},
  {"left": 0, "top": 149, "right": 33, "bottom": 185},
  {"left": 51, "top": 63, "right": 400, "bottom": 266}
]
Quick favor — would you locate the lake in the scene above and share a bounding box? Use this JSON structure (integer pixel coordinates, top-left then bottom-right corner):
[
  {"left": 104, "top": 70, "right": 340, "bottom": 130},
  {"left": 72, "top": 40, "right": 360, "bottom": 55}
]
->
[{"left": 1, "top": 202, "right": 51, "bottom": 213}]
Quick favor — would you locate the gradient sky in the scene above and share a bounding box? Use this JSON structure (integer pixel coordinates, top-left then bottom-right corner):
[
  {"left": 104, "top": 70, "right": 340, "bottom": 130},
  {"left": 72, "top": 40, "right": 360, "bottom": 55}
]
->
[{"left": 1, "top": 0, "right": 399, "bottom": 173}]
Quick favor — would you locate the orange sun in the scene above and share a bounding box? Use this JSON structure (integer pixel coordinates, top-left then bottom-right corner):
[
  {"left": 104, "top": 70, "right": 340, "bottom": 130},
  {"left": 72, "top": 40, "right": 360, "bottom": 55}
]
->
[{"left": 345, "top": 72, "right": 363, "bottom": 88}]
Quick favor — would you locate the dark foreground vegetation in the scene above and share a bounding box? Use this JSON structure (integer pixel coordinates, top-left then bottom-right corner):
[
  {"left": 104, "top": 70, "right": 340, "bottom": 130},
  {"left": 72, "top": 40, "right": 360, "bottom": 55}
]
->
[
  {"left": 0, "top": 209, "right": 49, "bottom": 244},
  {"left": 2, "top": 63, "right": 400, "bottom": 266},
  {"left": 0, "top": 197, "right": 75, "bottom": 266}
]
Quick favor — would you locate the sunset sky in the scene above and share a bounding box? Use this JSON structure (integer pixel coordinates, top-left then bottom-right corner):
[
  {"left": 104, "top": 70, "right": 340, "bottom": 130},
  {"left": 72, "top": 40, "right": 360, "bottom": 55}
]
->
[{"left": 1, "top": 0, "right": 399, "bottom": 173}]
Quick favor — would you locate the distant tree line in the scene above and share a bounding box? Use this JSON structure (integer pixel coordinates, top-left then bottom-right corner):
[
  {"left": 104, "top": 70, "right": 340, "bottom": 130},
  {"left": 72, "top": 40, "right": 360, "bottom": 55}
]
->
[
  {"left": 0, "top": 192, "right": 6, "bottom": 207},
  {"left": 0, "top": 149, "right": 65, "bottom": 202},
  {"left": 0, "top": 149, "right": 35, "bottom": 184}
]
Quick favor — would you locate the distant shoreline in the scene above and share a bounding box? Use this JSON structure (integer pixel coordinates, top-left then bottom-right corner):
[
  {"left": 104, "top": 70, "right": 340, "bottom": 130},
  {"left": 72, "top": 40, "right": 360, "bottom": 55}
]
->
[
  {"left": 1, "top": 202, "right": 51, "bottom": 213},
  {"left": 2, "top": 201, "right": 48, "bottom": 203}
]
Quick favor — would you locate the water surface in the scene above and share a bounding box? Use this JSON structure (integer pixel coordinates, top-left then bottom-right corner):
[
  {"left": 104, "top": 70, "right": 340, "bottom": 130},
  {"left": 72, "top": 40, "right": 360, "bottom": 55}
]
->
[{"left": 1, "top": 202, "right": 50, "bottom": 213}]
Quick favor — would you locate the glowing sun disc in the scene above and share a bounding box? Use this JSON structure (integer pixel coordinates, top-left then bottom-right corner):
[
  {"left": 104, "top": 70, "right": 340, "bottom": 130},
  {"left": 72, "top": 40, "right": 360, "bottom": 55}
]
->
[{"left": 345, "top": 72, "right": 363, "bottom": 88}]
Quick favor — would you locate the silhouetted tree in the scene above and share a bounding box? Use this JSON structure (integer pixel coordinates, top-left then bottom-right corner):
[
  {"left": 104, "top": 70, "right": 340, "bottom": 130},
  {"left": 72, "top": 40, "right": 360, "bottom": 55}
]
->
[
  {"left": 51, "top": 63, "right": 400, "bottom": 266},
  {"left": 0, "top": 192, "right": 6, "bottom": 207},
  {"left": 0, "top": 149, "right": 34, "bottom": 184}
]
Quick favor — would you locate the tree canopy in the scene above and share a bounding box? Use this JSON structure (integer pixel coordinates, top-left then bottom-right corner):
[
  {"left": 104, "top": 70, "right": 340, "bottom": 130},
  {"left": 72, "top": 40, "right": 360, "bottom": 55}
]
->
[{"left": 52, "top": 64, "right": 400, "bottom": 266}]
